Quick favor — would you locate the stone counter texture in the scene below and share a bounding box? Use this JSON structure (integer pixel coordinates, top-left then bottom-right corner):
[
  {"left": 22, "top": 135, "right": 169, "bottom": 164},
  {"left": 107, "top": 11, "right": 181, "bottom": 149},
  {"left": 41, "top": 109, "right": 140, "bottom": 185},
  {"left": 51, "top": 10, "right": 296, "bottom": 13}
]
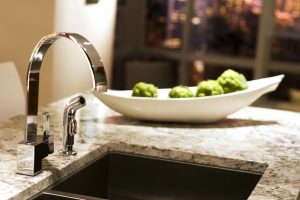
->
[{"left": 0, "top": 93, "right": 300, "bottom": 199}]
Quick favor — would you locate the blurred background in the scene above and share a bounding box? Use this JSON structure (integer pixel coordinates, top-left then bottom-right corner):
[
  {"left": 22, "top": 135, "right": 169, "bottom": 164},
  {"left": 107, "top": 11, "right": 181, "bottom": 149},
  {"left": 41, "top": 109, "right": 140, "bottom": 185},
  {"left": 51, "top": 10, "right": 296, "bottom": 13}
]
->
[
  {"left": 112, "top": 0, "right": 300, "bottom": 111},
  {"left": 1, "top": 0, "right": 300, "bottom": 113},
  {"left": 0, "top": 0, "right": 117, "bottom": 107}
]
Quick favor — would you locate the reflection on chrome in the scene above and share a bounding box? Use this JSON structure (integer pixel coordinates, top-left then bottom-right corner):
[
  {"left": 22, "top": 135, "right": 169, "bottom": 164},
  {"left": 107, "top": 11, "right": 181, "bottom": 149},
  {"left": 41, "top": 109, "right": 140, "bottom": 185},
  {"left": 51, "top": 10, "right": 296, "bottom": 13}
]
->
[{"left": 17, "top": 32, "right": 107, "bottom": 176}]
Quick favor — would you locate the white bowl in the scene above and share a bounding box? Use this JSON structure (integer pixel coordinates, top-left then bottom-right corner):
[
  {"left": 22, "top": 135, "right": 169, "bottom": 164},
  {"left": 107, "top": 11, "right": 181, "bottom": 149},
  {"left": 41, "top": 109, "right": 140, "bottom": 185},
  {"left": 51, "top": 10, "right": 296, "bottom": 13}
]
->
[{"left": 94, "top": 75, "right": 284, "bottom": 123}]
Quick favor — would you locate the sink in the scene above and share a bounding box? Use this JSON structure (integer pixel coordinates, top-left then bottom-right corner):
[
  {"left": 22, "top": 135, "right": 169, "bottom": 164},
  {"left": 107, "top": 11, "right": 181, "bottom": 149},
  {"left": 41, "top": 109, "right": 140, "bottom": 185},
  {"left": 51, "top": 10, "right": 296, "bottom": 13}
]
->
[{"left": 32, "top": 152, "right": 262, "bottom": 200}]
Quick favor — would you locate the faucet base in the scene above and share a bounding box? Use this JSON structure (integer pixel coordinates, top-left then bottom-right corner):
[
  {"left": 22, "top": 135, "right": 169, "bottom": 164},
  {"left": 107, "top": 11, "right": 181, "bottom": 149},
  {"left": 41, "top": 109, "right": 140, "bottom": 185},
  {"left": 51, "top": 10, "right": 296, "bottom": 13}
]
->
[
  {"left": 59, "top": 144, "right": 77, "bottom": 156},
  {"left": 59, "top": 149, "right": 77, "bottom": 156},
  {"left": 16, "top": 135, "right": 53, "bottom": 176}
]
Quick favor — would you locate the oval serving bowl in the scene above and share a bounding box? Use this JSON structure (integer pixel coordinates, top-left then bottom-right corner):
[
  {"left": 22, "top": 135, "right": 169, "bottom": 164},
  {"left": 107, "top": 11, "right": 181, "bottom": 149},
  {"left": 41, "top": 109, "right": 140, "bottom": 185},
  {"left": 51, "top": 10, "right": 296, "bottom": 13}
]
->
[{"left": 94, "top": 75, "right": 284, "bottom": 123}]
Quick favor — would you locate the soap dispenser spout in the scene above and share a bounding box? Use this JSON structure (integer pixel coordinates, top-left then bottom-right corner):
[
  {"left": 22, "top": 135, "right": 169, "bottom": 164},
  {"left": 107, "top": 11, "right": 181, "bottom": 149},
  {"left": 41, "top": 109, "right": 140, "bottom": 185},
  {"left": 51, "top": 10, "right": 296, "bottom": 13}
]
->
[{"left": 61, "top": 95, "right": 86, "bottom": 156}]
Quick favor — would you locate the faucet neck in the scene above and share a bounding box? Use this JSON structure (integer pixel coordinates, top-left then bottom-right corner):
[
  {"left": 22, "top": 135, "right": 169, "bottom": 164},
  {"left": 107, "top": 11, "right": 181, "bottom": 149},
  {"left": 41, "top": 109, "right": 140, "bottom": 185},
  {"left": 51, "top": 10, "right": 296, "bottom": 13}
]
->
[{"left": 25, "top": 32, "right": 107, "bottom": 143}]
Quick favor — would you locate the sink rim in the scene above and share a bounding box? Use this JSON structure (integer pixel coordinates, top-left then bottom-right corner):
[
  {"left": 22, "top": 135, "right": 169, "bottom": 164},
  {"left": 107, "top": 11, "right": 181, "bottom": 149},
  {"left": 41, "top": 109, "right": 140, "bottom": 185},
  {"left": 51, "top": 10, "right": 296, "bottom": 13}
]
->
[{"left": 30, "top": 151, "right": 266, "bottom": 200}]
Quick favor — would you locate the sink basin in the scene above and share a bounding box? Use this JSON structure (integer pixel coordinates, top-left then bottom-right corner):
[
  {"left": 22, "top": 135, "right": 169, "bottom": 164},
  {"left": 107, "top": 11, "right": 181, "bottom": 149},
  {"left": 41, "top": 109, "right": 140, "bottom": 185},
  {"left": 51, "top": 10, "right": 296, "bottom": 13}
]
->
[{"left": 32, "top": 152, "right": 262, "bottom": 200}]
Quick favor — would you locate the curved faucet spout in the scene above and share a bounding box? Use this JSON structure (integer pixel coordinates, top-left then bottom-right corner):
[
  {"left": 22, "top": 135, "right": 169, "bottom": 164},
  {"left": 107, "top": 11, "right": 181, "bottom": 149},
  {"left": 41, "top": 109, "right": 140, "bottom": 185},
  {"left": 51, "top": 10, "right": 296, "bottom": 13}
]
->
[{"left": 26, "top": 32, "right": 107, "bottom": 143}]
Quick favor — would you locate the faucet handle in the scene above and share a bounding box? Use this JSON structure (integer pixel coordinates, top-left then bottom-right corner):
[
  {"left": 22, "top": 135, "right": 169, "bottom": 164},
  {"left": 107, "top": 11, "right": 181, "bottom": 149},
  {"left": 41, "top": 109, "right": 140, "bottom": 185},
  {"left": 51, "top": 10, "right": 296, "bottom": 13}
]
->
[
  {"left": 68, "top": 117, "right": 77, "bottom": 136},
  {"left": 43, "top": 112, "right": 50, "bottom": 137},
  {"left": 42, "top": 112, "right": 54, "bottom": 154}
]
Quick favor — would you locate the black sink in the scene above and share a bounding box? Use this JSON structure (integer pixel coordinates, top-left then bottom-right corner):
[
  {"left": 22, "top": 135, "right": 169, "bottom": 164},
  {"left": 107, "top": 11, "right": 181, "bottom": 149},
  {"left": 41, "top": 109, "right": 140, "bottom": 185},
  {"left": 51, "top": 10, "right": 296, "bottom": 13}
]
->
[{"left": 32, "top": 152, "right": 263, "bottom": 200}]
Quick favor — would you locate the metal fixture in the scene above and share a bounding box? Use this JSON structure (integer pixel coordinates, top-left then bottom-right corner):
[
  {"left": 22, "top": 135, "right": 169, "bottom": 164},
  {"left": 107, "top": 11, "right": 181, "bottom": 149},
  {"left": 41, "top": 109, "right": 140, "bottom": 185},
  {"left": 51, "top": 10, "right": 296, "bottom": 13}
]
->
[
  {"left": 16, "top": 32, "right": 107, "bottom": 176},
  {"left": 60, "top": 95, "right": 86, "bottom": 156},
  {"left": 17, "top": 112, "right": 54, "bottom": 176}
]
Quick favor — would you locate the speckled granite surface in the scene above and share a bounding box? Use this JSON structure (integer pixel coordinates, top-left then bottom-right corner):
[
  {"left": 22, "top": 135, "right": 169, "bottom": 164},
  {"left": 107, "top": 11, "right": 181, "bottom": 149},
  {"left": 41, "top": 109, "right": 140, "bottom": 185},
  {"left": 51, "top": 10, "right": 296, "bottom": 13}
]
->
[{"left": 0, "top": 92, "right": 300, "bottom": 200}]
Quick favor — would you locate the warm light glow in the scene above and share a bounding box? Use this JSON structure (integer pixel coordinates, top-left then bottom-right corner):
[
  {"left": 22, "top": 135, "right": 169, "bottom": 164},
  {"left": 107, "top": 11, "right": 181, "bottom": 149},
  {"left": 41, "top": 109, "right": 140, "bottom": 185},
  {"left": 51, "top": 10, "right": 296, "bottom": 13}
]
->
[{"left": 191, "top": 17, "right": 201, "bottom": 25}]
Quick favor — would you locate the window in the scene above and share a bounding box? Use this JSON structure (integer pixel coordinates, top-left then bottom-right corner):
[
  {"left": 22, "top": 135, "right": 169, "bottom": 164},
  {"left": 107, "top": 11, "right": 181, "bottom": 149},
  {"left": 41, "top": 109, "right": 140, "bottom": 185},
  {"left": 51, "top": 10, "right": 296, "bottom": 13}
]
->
[
  {"left": 114, "top": 0, "right": 300, "bottom": 101},
  {"left": 272, "top": 0, "right": 300, "bottom": 62},
  {"left": 190, "top": 0, "right": 261, "bottom": 57},
  {"left": 146, "top": 0, "right": 186, "bottom": 50}
]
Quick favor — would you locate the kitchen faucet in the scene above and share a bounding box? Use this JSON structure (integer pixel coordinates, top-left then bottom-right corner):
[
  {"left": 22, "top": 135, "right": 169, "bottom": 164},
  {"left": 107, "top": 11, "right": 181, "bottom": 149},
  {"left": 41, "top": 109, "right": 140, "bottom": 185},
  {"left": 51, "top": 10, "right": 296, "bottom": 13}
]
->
[{"left": 16, "top": 32, "right": 107, "bottom": 176}]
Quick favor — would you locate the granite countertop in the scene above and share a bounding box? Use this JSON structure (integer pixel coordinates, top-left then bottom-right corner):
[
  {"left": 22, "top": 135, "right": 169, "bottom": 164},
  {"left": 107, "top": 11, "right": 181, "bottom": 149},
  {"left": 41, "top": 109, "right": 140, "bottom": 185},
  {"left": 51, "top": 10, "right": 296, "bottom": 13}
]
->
[{"left": 1, "top": 92, "right": 300, "bottom": 200}]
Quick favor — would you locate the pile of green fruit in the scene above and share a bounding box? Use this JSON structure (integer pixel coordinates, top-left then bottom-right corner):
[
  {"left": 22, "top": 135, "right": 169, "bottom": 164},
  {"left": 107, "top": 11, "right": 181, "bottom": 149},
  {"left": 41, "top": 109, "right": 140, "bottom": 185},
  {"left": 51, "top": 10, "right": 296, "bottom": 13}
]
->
[{"left": 131, "top": 69, "right": 248, "bottom": 98}]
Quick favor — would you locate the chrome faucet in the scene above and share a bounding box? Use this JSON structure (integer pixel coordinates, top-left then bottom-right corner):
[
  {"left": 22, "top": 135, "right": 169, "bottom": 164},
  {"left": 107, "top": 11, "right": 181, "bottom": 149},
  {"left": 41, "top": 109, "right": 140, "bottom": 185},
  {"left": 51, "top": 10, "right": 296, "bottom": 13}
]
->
[
  {"left": 16, "top": 32, "right": 107, "bottom": 176},
  {"left": 60, "top": 95, "right": 86, "bottom": 156}
]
